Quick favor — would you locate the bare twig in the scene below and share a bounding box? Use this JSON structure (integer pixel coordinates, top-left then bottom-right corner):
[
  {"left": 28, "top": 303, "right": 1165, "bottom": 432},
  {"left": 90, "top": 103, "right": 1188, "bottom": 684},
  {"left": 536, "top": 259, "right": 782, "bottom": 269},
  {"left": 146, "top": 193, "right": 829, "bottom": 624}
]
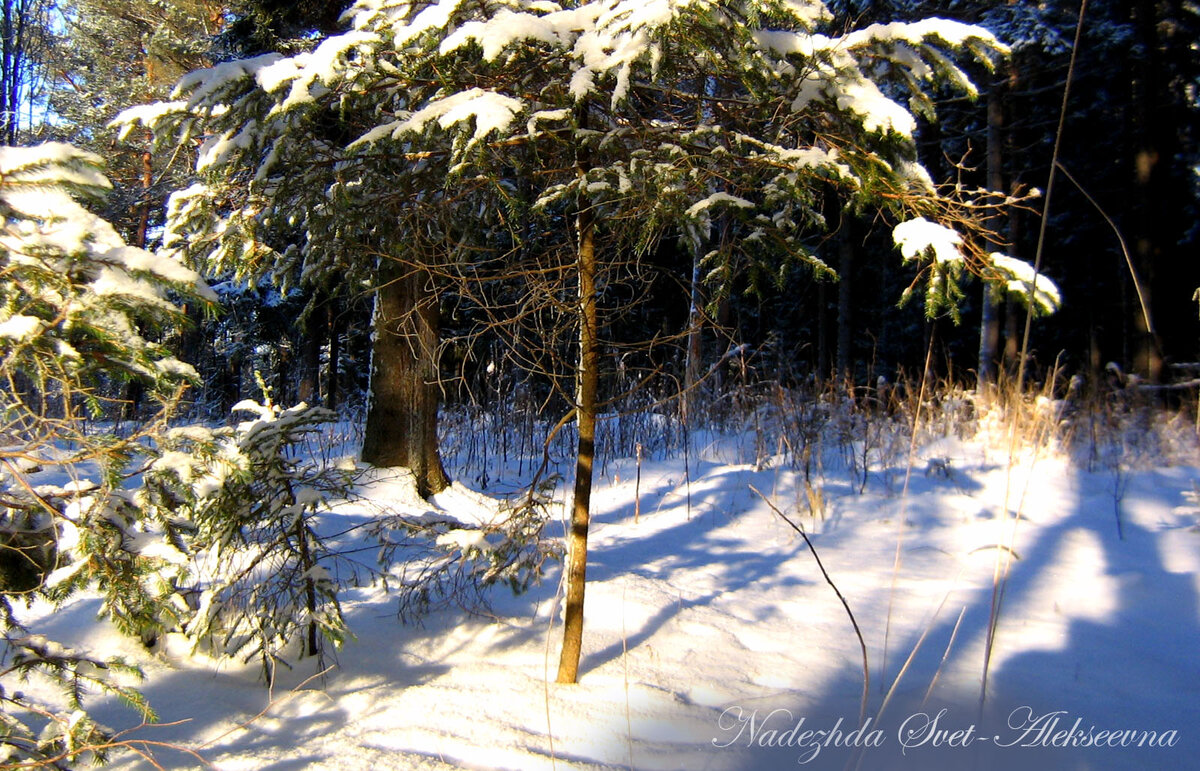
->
[{"left": 750, "top": 486, "right": 870, "bottom": 732}]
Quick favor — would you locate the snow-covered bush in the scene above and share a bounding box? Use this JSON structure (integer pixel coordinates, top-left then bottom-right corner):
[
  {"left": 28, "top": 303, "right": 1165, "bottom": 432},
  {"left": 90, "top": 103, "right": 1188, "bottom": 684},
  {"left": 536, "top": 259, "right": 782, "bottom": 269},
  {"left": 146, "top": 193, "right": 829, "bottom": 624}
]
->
[
  {"left": 139, "top": 392, "right": 355, "bottom": 670},
  {"left": 0, "top": 142, "right": 212, "bottom": 766}
]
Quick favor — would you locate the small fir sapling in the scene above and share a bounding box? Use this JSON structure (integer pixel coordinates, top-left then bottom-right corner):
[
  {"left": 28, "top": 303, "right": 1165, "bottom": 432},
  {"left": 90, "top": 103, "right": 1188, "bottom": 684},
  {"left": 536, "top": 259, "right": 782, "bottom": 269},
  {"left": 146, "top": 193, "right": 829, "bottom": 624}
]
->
[{"left": 138, "top": 383, "right": 356, "bottom": 669}]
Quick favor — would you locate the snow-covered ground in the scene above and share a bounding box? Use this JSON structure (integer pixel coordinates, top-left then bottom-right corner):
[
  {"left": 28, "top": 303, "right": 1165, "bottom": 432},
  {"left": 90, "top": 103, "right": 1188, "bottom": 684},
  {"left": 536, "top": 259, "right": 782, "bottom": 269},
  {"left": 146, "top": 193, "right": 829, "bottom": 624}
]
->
[{"left": 21, "top": 414, "right": 1200, "bottom": 770}]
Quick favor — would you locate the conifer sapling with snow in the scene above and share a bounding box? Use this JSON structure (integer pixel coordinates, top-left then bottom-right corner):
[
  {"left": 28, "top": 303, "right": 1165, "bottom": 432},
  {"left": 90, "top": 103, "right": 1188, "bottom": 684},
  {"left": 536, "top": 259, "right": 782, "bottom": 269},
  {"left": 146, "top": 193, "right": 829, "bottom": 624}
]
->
[{"left": 0, "top": 142, "right": 213, "bottom": 765}]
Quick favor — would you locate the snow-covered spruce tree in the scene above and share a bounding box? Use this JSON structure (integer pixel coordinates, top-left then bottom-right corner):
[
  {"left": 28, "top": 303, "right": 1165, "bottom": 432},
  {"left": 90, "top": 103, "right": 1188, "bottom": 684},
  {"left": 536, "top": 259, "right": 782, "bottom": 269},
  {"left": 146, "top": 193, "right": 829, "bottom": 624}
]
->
[
  {"left": 115, "top": 35, "right": 458, "bottom": 497},
  {"left": 112, "top": 13, "right": 561, "bottom": 635},
  {"left": 137, "top": 388, "right": 356, "bottom": 671},
  {"left": 118, "top": 0, "right": 1060, "bottom": 683},
  {"left": 0, "top": 143, "right": 360, "bottom": 764},
  {"left": 0, "top": 142, "right": 212, "bottom": 766},
  {"left": 141, "top": 385, "right": 556, "bottom": 661}
]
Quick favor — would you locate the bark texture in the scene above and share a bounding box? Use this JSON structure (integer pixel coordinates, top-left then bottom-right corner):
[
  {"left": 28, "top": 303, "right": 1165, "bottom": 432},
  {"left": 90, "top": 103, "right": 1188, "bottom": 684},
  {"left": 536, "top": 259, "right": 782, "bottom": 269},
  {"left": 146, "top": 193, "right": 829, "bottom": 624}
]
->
[
  {"left": 361, "top": 261, "right": 449, "bottom": 498},
  {"left": 557, "top": 202, "right": 598, "bottom": 685}
]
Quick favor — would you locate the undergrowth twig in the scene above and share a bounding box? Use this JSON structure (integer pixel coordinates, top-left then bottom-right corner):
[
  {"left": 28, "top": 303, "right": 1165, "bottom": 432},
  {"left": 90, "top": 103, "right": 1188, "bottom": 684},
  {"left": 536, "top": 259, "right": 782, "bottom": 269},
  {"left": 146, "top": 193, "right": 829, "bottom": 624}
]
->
[{"left": 750, "top": 486, "right": 869, "bottom": 733}]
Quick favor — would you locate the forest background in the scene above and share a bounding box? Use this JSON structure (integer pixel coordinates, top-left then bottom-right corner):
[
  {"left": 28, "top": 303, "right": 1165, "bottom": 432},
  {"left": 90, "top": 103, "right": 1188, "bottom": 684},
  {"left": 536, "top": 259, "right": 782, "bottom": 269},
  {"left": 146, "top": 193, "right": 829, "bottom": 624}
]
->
[{"left": 5, "top": 0, "right": 1198, "bottom": 413}]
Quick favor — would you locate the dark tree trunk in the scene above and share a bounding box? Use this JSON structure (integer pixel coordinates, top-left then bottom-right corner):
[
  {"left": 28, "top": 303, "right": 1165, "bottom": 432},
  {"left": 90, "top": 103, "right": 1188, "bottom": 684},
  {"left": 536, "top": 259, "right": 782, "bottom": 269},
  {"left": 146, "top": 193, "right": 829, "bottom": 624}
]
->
[
  {"left": 1130, "top": 0, "right": 1163, "bottom": 381},
  {"left": 712, "top": 292, "right": 731, "bottom": 394},
  {"left": 978, "top": 79, "right": 1005, "bottom": 393},
  {"left": 122, "top": 379, "right": 144, "bottom": 421},
  {"left": 1, "top": 1, "right": 25, "bottom": 146},
  {"left": 221, "top": 348, "right": 243, "bottom": 417},
  {"left": 298, "top": 329, "right": 321, "bottom": 405},
  {"left": 816, "top": 279, "right": 829, "bottom": 379},
  {"left": 273, "top": 342, "right": 291, "bottom": 406},
  {"left": 361, "top": 260, "right": 449, "bottom": 498},
  {"left": 835, "top": 215, "right": 854, "bottom": 379},
  {"left": 683, "top": 244, "right": 703, "bottom": 424},
  {"left": 298, "top": 294, "right": 326, "bottom": 406},
  {"left": 1003, "top": 186, "right": 1023, "bottom": 374}
]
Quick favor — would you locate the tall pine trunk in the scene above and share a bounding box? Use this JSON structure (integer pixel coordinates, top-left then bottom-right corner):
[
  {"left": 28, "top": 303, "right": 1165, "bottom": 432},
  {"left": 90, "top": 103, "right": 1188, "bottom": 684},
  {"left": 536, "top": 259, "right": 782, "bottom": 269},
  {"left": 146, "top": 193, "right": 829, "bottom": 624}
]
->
[
  {"left": 978, "top": 77, "right": 1005, "bottom": 393},
  {"left": 361, "top": 259, "right": 449, "bottom": 498},
  {"left": 557, "top": 178, "right": 599, "bottom": 686}
]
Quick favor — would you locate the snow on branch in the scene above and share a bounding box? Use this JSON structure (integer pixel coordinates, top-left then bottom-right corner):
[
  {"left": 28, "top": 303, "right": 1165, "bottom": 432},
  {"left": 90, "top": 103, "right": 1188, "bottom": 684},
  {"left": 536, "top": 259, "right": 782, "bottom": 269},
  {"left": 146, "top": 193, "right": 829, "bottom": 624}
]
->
[
  {"left": 111, "top": 101, "right": 188, "bottom": 140},
  {"left": 0, "top": 142, "right": 111, "bottom": 194},
  {"left": 684, "top": 191, "right": 755, "bottom": 218},
  {"left": 842, "top": 18, "right": 1008, "bottom": 59},
  {"left": 254, "top": 30, "right": 380, "bottom": 114},
  {"left": 991, "top": 253, "right": 1062, "bottom": 315},
  {"left": 352, "top": 87, "right": 525, "bottom": 149},
  {"left": 173, "top": 53, "right": 283, "bottom": 108},
  {"left": 893, "top": 216, "right": 965, "bottom": 265},
  {"left": 439, "top": 7, "right": 590, "bottom": 60},
  {"left": 0, "top": 143, "right": 215, "bottom": 389},
  {"left": 757, "top": 14, "right": 1004, "bottom": 137}
]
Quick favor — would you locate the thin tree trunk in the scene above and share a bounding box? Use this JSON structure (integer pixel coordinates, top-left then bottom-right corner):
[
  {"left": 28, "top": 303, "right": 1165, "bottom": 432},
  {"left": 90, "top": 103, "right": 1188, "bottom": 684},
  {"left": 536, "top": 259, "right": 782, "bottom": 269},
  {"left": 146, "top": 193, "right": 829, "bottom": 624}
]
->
[
  {"left": 683, "top": 245, "right": 703, "bottom": 424},
  {"left": 325, "top": 301, "right": 341, "bottom": 410},
  {"left": 1003, "top": 299, "right": 1021, "bottom": 372},
  {"left": 222, "top": 348, "right": 242, "bottom": 416},
  {"left": 713, "top": 292, "right": 731, "bottom": 394},
  {"left": 978, "top": 79, "right": 1005, "bottom": 393},
  {"left": 135, "top": 131, "right": 154, "bottom": 249},
  {"left": 1002, "top": 183, "right": 1022, "bottom": 373},
  {"left": 273, "top": 343, "right": 291, "bottom": 406},
  {"left": 816, "top": 279, "right": 829, "bottom": 380},
  {"left": 835, "top": 215, "right": 854, "bottom": 379},
  {"left": 361, "top": 259, "right": 449, "bottom": 498},
  {"left": 979, "top": 293, "right": 1001, "bottom": 387},
  {"left": 297, "top": 324, "right": 322, "bottom": 405},
  {"left": 1, "top": 1, "right": 19, "bottom": 146},
  {"left": 683, "top": 75, "right": 717, "bottom": 418},
  {"left": 557, "top": 188, "right": 599, "bottom": 686},
  {"left": 295, "top": 507, "right": 319, "bottom": 657},
  {"left": 298, "top": 293, "right": 325, "bottom": 406},
  {"left": 124, "top": 128, "right": 155, "bottom": 422}
]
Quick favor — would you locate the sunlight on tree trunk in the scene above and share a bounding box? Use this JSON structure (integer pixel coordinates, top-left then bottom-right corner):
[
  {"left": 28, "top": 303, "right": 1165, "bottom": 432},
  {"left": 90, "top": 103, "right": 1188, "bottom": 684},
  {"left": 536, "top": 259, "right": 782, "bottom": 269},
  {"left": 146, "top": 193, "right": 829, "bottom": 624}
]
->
[
  {"left": 557, "top": 200, "right": 599, "bottom": 685},
  {"left": 362, "top": 259, "right": 449, "bottom": 498}
]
